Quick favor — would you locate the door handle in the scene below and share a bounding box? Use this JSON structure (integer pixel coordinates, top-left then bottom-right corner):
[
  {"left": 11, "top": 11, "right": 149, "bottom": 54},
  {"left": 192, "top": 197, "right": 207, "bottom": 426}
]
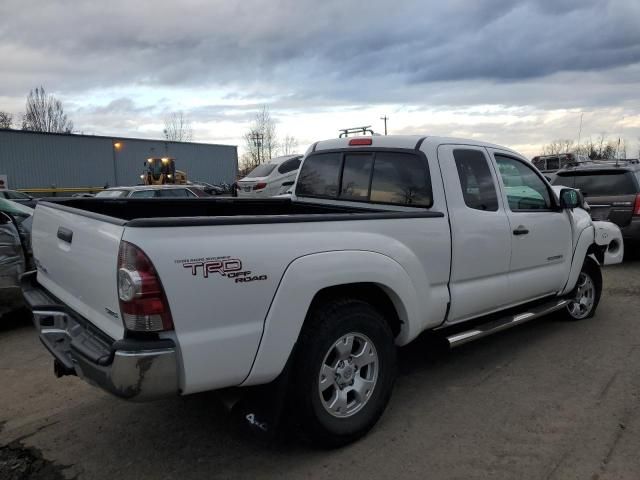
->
[
  {"left": 57, "top": 227, "right": 73, "bottom": 244},
  {"left": 513, "top": 227, "right": 529, "bottom": 236}
]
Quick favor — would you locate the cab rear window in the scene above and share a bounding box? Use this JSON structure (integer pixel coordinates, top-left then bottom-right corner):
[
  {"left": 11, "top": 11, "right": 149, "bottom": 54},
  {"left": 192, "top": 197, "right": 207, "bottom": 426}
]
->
[
  {"left": 554, "top": 171, "right": 637, "bottom": 196},
  {"left": 296, "top": 150, "right": 432, "bottom": 207}
]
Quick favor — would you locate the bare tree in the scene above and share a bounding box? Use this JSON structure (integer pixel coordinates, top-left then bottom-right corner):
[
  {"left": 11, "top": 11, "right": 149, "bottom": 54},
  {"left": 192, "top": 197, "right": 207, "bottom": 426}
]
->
[
  {"left": 163, "top": 112, "right": 193, "bottom": 142},
  {"left": 542, "top": 139, "right": 574, "bottom": 155},
  {"left": 22, "top": 86, "right": 73, "bottom": 133},
  {"left": 243, "top": 106, "right": 278, "bottom": 169},
  {"left": 280, "top": 135, "right": 299, "bottom": 155},
  {"left": 0, "top": 111, "right": 12, "bottom": 129}
]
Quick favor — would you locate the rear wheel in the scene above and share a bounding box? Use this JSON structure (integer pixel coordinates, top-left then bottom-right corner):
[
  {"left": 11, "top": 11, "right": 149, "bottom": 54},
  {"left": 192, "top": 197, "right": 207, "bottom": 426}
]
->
[
  {"left": 563, "top": 258, "right": 602, "bottom": 320},
  {"left": 291, "top": 298, "right": 397, "bottom": 447}
]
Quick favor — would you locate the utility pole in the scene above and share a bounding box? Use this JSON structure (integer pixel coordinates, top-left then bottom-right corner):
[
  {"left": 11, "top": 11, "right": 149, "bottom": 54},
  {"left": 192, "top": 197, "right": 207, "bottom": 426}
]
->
[
  {"left": 250, "top": 132, "right": 264, "bottom": 166},
  {"left": 380, "top": 115, "right": 388, "bottom": 135}
]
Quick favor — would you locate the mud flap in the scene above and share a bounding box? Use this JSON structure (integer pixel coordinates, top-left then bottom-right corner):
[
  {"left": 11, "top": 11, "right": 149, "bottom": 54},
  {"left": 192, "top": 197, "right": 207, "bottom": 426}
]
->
[{"left": 229, "top": 361, "right": 293, "bottom": 441}]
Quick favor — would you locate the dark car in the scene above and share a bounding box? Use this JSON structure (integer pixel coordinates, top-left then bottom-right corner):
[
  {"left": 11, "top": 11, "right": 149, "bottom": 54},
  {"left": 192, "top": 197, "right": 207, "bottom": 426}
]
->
[
  {"left": 553, "top": 160, "right": 640, "bottom": 246},
  {"left": 0, "top": 189, "right": 37, "bottom": 208}
]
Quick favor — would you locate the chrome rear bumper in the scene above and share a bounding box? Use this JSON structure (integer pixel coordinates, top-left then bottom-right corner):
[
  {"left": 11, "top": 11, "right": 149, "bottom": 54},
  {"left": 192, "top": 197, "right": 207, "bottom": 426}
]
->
[{"left": 22, "top": 271, "right": 179, "bottom": 401}]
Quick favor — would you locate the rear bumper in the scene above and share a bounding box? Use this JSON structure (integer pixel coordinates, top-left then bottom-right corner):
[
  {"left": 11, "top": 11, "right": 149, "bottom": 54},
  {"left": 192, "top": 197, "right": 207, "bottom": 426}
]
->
[
  {"left": 621, "top": 218, "right": 640, "bottom": 242},
  {"left": 21, "top": 271, "right": 179, "bottom": 401}
]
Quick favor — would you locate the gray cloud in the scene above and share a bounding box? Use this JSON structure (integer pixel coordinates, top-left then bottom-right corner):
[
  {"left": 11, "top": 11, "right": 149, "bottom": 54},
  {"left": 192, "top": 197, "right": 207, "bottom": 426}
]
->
[
  {"left": 1, "top": 0, "right": 639, "bottom": 156},
  {"left": 1, "top": 0, "right": 639, "bottom": 101}
]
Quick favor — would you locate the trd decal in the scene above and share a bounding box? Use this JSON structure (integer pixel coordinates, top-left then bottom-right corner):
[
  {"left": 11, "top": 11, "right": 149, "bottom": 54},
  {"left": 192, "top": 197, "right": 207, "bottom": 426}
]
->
[{"left": 175, "top": 256, "right": 268, "bottom": 284}]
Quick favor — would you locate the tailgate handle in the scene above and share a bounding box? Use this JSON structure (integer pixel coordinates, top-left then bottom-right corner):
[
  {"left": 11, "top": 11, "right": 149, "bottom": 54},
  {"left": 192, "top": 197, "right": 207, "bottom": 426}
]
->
[{"left": 57, "top": 227, "right": 73, "bottom": 244}]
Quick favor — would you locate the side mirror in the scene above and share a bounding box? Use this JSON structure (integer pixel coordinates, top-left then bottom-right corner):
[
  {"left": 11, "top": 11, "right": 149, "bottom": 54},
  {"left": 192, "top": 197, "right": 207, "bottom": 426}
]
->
[{"left": 559, "top": 188, "right": 580, "bottom": 209}]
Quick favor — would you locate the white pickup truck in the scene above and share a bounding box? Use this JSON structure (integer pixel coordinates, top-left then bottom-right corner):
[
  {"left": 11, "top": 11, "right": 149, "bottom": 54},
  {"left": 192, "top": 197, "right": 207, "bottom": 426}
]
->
[{"left": 23, "top": 135, "right": 623, "bottom": 446}]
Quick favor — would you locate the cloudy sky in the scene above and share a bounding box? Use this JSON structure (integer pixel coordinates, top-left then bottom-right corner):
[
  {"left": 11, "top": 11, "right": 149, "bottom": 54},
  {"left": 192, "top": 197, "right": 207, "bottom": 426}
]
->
[{"left": 1, "top": 0, "right": 640, "bottom": 158}]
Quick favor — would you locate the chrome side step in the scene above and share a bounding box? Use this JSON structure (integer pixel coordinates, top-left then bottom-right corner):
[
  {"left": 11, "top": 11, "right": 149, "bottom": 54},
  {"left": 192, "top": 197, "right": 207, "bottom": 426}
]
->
[{"left": 446, "top": 299, "right": 568, "bottom": 348}]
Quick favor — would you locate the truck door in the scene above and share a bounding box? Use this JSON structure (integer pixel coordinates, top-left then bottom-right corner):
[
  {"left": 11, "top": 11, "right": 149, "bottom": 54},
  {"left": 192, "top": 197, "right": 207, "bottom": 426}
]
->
[
  {"left": 437, "top": 145, "right": 512, "bottom": 323},
  {"left": 487, "top": 149, "right": 573, "bottom": 304}
]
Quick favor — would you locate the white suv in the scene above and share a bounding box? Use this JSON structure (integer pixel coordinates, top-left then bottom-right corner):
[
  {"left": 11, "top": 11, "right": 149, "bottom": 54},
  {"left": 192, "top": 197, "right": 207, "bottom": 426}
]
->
[{"left": 236, "top": 155, "right": 302, "bottom": 197}]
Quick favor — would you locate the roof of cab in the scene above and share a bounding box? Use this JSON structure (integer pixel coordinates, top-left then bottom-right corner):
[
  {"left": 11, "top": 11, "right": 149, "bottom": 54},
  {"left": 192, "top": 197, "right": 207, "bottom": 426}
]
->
[{"left": 310, "top": 135, "right": 520, "bottom": 156}]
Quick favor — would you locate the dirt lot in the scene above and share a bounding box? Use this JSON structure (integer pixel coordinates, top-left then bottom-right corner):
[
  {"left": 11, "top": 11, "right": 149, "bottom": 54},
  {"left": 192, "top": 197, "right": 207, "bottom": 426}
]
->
[{"left": 1, "top": 259, "right": 640, "bottom": 480}]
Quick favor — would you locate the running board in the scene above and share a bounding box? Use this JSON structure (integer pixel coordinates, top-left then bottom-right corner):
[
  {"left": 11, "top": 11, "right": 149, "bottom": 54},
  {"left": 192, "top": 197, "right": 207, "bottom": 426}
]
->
[{"left": 446, "top": 299, "right": 568, "bottom": 348}]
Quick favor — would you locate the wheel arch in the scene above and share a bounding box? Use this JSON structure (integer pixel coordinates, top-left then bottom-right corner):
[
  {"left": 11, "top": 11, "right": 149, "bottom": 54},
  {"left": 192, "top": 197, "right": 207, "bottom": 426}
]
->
[
  {"left": 241, "top": 250, "right": 423, "bottom": 386},
  {"left": 561, "top": 225, "right": 596, "bottom": 295}
]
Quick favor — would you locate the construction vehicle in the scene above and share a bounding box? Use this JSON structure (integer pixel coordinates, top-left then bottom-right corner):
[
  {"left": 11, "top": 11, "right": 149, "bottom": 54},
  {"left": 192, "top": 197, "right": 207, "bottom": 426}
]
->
[{"left": 141, "top": 157, "right": 187, "bottom": 185}]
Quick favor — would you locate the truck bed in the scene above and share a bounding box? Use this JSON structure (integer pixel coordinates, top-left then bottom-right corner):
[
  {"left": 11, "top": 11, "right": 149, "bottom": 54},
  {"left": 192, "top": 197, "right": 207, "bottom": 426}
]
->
[{"left": 39, "top": 197, "right": 442, "bottom": 227}]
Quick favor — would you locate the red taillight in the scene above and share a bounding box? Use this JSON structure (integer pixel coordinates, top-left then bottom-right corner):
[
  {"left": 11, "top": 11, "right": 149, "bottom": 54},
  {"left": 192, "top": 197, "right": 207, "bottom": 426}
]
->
[
  {"left": 634, "top": 194, "right": 640, "bottom": 216},
  {"left": 253, "top": 182, "right": 267, "bottom": 190},
  {"left": 349, "top": 138, "right": 372, "bottom": 146},
  {"left": 117, "top": 241, "right": 173, "bottom": 332}
]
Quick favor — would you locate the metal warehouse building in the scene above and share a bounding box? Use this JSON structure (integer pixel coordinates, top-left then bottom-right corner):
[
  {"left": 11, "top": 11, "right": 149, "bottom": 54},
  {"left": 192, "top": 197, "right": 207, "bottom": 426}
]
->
[{"left": 0, "top": 129, "right": 238, "bottom": 193}]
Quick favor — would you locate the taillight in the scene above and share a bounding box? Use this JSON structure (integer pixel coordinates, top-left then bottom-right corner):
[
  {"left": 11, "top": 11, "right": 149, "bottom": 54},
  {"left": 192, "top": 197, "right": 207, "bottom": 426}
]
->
[
  {"left": 634, "top": 194, "right": 640, "bottom": 216},
  {"left": 253, "top": 182, "right": 267, "bottom": 190},
  {"left": 117, "top": 241, "right": 173, "bottom": 332}
]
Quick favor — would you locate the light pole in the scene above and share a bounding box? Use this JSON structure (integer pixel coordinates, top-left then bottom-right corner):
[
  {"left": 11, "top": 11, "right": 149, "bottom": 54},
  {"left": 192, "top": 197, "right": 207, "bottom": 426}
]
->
[{"left": 112, "top": 140, "right": 122, "bottom": 187}]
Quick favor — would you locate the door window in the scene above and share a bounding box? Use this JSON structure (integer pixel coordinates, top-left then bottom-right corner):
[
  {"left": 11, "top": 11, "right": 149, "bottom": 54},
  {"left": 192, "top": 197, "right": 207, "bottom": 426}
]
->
[
  {"left": 495, "top": 155, "right": 551, "bottom": 211},
  {"left": 453, "top": 149, "right": 499, "bottom": 211},
  {"left": 277, "top": 157, "right": 302, "bottom": 174},
  {"left": 129, "top": 190, "right": 157, "bottom": 198},
  {"left": 369, "top": 152, "right": 432, "bottom": 206},
  {"left": 156, "top": 189, "right": 191, "bottom": 197}
]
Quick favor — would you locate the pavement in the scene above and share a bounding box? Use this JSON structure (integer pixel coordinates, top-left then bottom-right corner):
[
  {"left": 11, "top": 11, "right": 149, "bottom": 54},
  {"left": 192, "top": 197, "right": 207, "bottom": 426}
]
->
[{"left": 1, "top": 258, "right": 640, "bottom": 480}]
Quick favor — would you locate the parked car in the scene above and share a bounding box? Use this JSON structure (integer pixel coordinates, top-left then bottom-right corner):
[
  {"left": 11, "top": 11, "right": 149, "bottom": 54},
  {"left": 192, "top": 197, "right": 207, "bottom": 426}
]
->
[
  {"left": 553, "top": 160, "right": 640, "bottom": 247},
  {"left": 187, "top": 181, "right": 232, "bottom": 196},
  {"left": 0, "top": 198, "right": 33, "bottom": 318},
  {"left": 23, "top": 135, "right": 622, "bottom": 447},
  {"left": 531, "top": 153, "right": 589, "bottom": 174},
  {"left": 95, "top": 185, "right": 211, "bottom": 198},
  {"left": 236, "top": 155, "right": 302, "bottom": 197},
  {"left": 0, "top": 189, "right": 37, "bottom": 208}
]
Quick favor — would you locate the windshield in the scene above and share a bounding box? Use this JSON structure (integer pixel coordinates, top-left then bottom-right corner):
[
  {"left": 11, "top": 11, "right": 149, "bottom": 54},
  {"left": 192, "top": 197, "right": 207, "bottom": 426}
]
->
[
  {"left": 0, "top": 197, "right": 33, "bottom": 216},
  {"left": 96, "top": 190, "right": 128, "bottom": 198},
  {"left": 554, "top": 171, "right": 637, "bottom": 196},
  {"left": 246, "top": 163, "right": 277, "bottom": 178}
]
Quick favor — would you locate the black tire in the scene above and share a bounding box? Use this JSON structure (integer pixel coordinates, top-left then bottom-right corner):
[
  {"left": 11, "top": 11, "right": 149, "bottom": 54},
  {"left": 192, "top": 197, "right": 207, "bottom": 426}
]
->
[
  {"left": 562, "top": 257, "right": 602, "bottom": 321},
  {"left": 291, "top": 297, "right": 397, "bottom": 448}
]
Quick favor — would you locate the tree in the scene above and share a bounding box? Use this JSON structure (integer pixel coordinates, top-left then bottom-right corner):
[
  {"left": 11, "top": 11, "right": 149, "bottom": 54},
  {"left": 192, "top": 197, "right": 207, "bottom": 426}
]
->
[
  {"left": 542, "top": 139, "right": 574, "bottom": 155},
  {"left": 163, "top": 111, "right": 193, "bottom": 142},
  {"left": 21, "top": 86, "right": 73, "bottom": 133},
  {"left": 243, "top": 106, "right": 278, "bottom": 170},
  {"left": 0, "top": 111, "right": 12, "bottom": 129},
  {"left": 280, "top": 135, "right": 299, "bottom": 155}
]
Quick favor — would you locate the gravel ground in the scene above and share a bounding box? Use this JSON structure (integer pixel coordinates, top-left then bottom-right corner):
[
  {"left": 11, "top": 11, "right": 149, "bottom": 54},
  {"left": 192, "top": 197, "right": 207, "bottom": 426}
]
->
[{"left": 1, "top": 258, "right": 639, "bottom": 480}]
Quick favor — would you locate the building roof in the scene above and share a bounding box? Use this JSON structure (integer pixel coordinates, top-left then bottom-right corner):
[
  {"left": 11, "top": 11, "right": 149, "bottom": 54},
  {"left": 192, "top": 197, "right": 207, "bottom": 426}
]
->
[{"left": 0, "top": 128, "right": 235, "bottom": 148}]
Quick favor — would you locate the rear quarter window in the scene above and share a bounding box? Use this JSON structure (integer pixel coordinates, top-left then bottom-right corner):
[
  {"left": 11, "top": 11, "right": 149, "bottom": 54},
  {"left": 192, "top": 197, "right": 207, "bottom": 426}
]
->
[{"left": 554, "top": 171, "right": 638, "bottom": 196}]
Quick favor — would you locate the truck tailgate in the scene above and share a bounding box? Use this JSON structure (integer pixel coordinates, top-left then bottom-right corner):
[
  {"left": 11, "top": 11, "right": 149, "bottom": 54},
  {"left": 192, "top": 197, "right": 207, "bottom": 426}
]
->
[{"left": 31, "top": 204, "right": 125, "bottom": 340}]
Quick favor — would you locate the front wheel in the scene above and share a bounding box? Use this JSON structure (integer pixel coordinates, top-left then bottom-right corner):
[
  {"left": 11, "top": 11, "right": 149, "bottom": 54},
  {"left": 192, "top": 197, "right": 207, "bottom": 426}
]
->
[
  {"left": 291, "top": 298, "right": 397, "bottom": 447},
  {"left": 564, "top": 258, "right": 602, "bottom": 320}
]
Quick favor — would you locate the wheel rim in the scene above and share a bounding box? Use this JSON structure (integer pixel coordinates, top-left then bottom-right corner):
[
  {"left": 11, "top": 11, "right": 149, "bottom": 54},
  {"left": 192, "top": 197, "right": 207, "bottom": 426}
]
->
[
  {"left": 318, "top": 332, "right": 379, "bottom": 418},
  {"left": 567, "top": 272, "right": 596, "bottom": 319}
]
